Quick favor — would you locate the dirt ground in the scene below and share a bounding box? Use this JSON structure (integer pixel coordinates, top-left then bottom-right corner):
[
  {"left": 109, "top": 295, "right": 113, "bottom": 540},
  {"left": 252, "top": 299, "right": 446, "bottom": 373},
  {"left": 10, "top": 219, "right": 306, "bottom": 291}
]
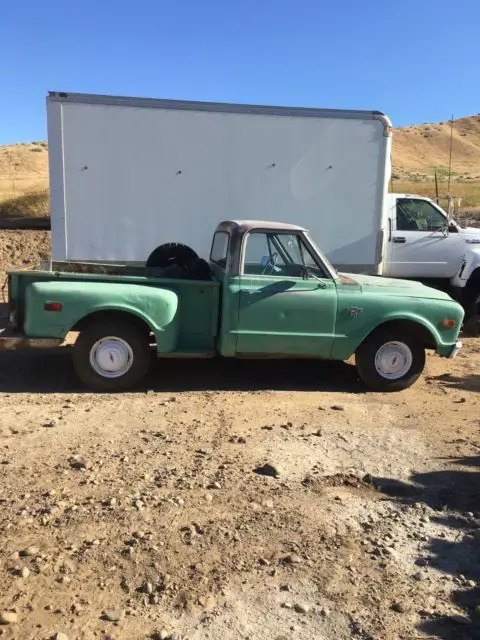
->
[
  {"left": 0, "top": 231, "right": 480, "bottom": 640},
  {"left": 0, "top": 230, "right": 50, "bottom": 284}
]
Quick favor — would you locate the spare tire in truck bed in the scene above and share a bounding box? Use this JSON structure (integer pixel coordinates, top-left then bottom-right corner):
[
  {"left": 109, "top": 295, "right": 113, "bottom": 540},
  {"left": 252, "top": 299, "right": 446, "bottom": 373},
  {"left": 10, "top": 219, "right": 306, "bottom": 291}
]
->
[
  {"left": 186, "top": 258, "right": 212, "bottom": 280},
  {"left": 146, "top": 243, "right": 199, "bottom": 268}
]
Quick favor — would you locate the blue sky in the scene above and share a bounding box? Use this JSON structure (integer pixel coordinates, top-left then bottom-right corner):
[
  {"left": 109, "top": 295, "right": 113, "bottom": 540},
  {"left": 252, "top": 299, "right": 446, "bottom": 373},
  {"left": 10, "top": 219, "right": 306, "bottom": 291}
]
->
[{"left": 1, "top": 0, "right": 478, "bottom": 144}]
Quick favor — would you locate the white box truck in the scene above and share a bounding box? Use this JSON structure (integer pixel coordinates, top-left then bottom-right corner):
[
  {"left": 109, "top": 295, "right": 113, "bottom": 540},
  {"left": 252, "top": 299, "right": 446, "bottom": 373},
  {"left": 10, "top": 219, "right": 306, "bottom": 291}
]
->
[{"left": 46, "top": 92, "right": 480, "bottom": 332}]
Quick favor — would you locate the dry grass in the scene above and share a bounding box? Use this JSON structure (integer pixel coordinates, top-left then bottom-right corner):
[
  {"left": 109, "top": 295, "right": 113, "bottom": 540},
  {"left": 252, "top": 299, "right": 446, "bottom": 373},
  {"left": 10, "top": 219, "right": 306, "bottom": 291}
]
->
[
  {"left": 392, "top": 180, "right": 480, "bottom": 212},
  {"left": 0, "top": 179, "right": 49, "bottom": 203},
  {"left": 0, "top": 190, "right": 49, "bottom": 219},
  {"left": 0, "top": 142, "right": 49, "bottom": 205}
]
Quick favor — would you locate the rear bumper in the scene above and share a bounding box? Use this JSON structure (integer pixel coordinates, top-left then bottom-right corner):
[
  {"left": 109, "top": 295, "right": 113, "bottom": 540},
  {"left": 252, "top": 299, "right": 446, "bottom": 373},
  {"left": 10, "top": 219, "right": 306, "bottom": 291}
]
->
[
  {"left": 435, "top": 340, "right": 462, "bottom": 359},
  {"left": 0, "top": 328, "right": 63, "bottom": 351},
  {"left": 448, "top": 340, "right": 463, "bottom": 359}
]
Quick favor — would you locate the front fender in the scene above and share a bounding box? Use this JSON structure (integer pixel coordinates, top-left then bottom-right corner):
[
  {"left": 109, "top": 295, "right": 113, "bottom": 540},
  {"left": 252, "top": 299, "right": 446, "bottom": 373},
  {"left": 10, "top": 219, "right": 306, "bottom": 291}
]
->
[
  {"left": 24, "top": 281, "right": 180, "bottom": 352},
  {"left": 367, "top": 311, "right": 442, "bottom": 345},
  {"left": 451, "top": 247, "right": 480, "bottom": 287},
  {"left": 332, "top": 308, "right": 462, "bottom": 360}
]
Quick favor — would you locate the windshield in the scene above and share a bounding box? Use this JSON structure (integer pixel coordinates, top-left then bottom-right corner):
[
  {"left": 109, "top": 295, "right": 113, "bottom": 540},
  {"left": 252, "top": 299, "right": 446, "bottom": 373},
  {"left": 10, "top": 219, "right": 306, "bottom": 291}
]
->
[
  {"left": 304, "top": 233, "right": 338, "bottom": 277},
  {"left": 242, "top": 231, "right": 333, "bottom": 279}
]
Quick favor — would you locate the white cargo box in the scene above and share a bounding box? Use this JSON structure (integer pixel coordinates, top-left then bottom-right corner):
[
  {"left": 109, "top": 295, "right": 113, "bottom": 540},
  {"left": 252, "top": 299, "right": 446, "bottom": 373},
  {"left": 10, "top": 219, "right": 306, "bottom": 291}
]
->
[{"left": 47, "top": 92, "right": 391, "bottom": 273}]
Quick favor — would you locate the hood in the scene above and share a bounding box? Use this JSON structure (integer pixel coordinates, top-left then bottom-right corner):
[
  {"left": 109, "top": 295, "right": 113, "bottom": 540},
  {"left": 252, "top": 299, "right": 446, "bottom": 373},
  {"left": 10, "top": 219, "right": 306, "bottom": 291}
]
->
[
  {"left": 338, "top": 272, "right": 454, "bottom": 302},
  {"left": 462, "top": 227, "right": 480, "bottom": 245}
]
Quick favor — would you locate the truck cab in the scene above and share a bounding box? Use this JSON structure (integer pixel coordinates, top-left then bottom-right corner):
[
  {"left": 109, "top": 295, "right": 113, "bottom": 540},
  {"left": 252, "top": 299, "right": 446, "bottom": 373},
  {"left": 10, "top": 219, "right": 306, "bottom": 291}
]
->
[
  {"left": 210, "top": 220, "right": 339, "bottom": 360},
  {"left": 384, "top": 194, "right": 480, "bottom": 331},
  {"left": 1, "top": 220, "right": 464, "bottom": 393}
]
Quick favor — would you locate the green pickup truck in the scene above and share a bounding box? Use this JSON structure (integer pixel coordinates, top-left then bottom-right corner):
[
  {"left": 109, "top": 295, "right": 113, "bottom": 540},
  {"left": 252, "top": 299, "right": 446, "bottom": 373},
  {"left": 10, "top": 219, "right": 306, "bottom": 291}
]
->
[{"left": 1, "top": 220, "right": 464, "bottom": 392}]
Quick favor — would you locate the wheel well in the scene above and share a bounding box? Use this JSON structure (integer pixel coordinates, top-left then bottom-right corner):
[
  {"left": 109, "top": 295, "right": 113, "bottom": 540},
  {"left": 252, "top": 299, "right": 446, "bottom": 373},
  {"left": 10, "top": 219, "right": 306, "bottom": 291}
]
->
[
  {"left": 466, "top": 268, "right": 480, "bottom": 307},
  {"left": 366, "top": 320, "right": 436, "bottom": 350},
  {"left": 467, "top": 267, "right": 480, "bottom": 285},
  {"left": 72, "top": 310, "right": 152, "bottom": 337}
]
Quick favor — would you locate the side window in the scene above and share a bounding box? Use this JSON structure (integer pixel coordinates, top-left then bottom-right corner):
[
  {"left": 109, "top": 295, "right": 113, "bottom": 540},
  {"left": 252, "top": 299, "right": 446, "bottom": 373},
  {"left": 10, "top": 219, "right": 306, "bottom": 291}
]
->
[
  {"left": 243, "top": 233, "right": 287, "bottom": 275},
  {"left": 242, "top": 232, "right": 327, "bottom": 278},
  {"left": 210, "top": 232, "right": 229, "bottom": 267},
  {"left": 397, "top": 199, "right": 446, "bottom": 232}
]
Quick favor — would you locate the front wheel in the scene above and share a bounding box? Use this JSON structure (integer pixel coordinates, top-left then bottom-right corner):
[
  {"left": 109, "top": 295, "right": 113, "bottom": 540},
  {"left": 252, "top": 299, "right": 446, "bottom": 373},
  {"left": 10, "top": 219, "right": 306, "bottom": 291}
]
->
[
  {"left": 355, "top": 329, "right": 426, "bottom": 392},
  {"left": 73, "top": 320, "right": 151, "bottom": 391},
  {"left": 463, "top": 289, "right": 480, "bottom": 337}
]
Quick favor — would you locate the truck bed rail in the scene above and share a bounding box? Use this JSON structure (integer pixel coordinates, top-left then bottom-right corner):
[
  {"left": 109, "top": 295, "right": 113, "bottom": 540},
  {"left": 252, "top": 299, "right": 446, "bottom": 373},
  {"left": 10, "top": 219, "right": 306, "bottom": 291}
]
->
[{"left": 48, "top": 261, "right": 146, "bottom": 277}]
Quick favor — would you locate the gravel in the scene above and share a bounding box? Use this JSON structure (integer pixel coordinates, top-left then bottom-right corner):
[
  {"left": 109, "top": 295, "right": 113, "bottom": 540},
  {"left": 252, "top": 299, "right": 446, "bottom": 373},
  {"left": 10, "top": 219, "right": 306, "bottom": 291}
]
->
[
  {"left": 0, "top": 611, "right": 18, "bottom": 624},
  {"left": 254, "top": 463, "right": 281, "bottom": 478},
  {"left": 101, "top": 609, "right": 124, "bottom": 622}
]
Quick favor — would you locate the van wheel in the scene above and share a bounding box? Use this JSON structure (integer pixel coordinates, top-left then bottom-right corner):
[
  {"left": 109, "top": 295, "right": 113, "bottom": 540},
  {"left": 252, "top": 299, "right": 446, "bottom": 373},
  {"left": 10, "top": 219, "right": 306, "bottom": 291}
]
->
[
  {"left": 463, "top": 290, "right": 480, "bottom": 337},
  {"left": 463, "top": 314, "right": 480, "bottom": 337},
  {"left": 73, "top": 320, "right": 151, "bottom": 391},
  {"left": 355, "top": 328, "right": 426, "bottom": 392}
]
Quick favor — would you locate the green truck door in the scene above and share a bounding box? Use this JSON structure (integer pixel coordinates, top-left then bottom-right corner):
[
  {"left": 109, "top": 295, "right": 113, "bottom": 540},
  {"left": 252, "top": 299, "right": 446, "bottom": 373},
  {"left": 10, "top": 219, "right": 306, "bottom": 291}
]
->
[{"left": 233, "top": 231, "right": 338, "bottom": 357}]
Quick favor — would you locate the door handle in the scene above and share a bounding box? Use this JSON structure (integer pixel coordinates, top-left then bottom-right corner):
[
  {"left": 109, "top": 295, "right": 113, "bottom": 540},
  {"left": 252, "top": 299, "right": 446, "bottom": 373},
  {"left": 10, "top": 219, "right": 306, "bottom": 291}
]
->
[{"left": 393, "top": 237, "right": 406, "bottom": 244}]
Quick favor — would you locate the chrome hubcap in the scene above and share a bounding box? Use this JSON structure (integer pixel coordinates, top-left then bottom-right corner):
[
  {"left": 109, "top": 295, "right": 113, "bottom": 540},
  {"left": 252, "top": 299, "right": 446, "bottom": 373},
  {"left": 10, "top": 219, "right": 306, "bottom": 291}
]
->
[
  {"left": 90, "top": 337, "right": 133, "bottom": 378},
  {"left": 374, "top": 341, "right": 412, "bottom": 380}
]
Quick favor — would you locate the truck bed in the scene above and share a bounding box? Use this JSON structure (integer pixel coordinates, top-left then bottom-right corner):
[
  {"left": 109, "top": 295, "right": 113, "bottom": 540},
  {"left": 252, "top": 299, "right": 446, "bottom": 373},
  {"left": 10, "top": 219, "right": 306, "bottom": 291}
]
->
[{"left": 8, "top": 263, "right": 220, "bottom": 354}]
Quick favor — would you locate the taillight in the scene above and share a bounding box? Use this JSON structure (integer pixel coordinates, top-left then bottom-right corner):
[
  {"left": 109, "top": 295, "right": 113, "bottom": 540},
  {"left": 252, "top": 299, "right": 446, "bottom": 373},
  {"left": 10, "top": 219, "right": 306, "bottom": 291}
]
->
[
  {"left": 440, "top": 319, "right": 456, "bottom": 329},
  {"left": 44, "top": 302, "right": 63, "bottom": 312}
]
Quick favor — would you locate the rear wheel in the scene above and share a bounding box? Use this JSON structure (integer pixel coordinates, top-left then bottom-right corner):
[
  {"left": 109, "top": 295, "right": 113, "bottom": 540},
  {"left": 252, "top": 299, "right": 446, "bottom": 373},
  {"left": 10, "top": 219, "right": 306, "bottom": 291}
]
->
[
  {"left": 356, "top": 328, "right": 426, "bottom": 392},
  {"left": 73, "top": 320, "right": 151, "bottom": 391}
]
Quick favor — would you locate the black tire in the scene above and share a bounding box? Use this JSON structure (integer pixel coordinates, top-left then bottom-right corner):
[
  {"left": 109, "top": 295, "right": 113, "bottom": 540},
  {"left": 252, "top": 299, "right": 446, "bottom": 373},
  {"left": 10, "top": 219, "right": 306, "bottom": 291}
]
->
[
  {"left": 462, "top": 289, "right": 480, "bottom": 337},
  {"left": 186, "top": 258, "right": 212, "bottom": 280},
  {"left": 355, "top": 328, "right": 426, "bottom": 392},
  {"left": 463, "top": 314, "right": 480, "bottom": 337},
  {"left": 72, "top": 320, "right": 151, "bottom": 392},
  {"left": 146, "top": 243, "right": 199, "bottom": 268}
]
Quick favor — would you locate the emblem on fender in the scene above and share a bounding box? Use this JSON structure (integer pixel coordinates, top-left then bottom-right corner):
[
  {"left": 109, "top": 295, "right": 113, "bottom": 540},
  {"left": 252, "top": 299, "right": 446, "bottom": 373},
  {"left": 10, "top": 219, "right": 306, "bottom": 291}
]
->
[{"left": 349, "top": 307, "right": 362, "bottom": 319}]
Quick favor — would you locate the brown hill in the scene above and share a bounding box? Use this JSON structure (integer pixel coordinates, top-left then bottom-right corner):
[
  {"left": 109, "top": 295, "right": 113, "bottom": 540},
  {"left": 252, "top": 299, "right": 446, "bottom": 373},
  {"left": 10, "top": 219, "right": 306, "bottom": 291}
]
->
[
  {"left": 0, "top": 142, "right": 49, "bottom": 201},
  {"left": 392, "top": 114, "right": 480, "bottom": 181}
]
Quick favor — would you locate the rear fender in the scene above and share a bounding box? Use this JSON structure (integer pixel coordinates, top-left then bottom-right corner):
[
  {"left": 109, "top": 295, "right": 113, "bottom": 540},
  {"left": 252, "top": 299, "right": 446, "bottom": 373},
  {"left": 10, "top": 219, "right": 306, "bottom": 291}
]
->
[{"left": 24, "top": 281, "right": 180, "bottom": 353}]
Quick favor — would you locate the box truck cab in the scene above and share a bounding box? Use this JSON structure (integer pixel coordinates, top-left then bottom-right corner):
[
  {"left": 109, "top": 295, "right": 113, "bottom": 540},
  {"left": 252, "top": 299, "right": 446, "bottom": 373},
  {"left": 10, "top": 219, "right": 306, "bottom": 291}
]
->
[{"left": 384, "top": 193, "right": 480, "bottom": 331}]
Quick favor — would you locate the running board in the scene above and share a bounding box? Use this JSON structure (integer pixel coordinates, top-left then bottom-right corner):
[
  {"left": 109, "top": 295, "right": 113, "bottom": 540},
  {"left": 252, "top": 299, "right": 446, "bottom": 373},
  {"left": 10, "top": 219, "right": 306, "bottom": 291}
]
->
[
  {"left": 0, "top": 328, "right": 63, "bottom": 351},
  {"left": 157, "top": 351, "right": 216, "bottom": 359}
]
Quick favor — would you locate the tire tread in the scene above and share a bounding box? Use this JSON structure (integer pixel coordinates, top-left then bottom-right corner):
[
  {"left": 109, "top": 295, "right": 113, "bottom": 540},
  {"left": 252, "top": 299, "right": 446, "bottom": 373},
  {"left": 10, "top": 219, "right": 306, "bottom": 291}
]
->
[
  {"left": 356, "top": 327, "right": 425, "bottom": 392},
  {"left": 73, "top": 320, "right": 151, "bottom": 391}
]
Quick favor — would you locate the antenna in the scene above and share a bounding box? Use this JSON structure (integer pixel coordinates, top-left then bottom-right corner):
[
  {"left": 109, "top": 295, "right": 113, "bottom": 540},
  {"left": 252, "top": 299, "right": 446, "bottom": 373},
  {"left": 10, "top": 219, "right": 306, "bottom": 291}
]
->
[
  {"left": 447, "top": 114, "right": 454, "bottom": 219},
  {"left": 447, "top": 114, "right": 454, "bottom": 193}
]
